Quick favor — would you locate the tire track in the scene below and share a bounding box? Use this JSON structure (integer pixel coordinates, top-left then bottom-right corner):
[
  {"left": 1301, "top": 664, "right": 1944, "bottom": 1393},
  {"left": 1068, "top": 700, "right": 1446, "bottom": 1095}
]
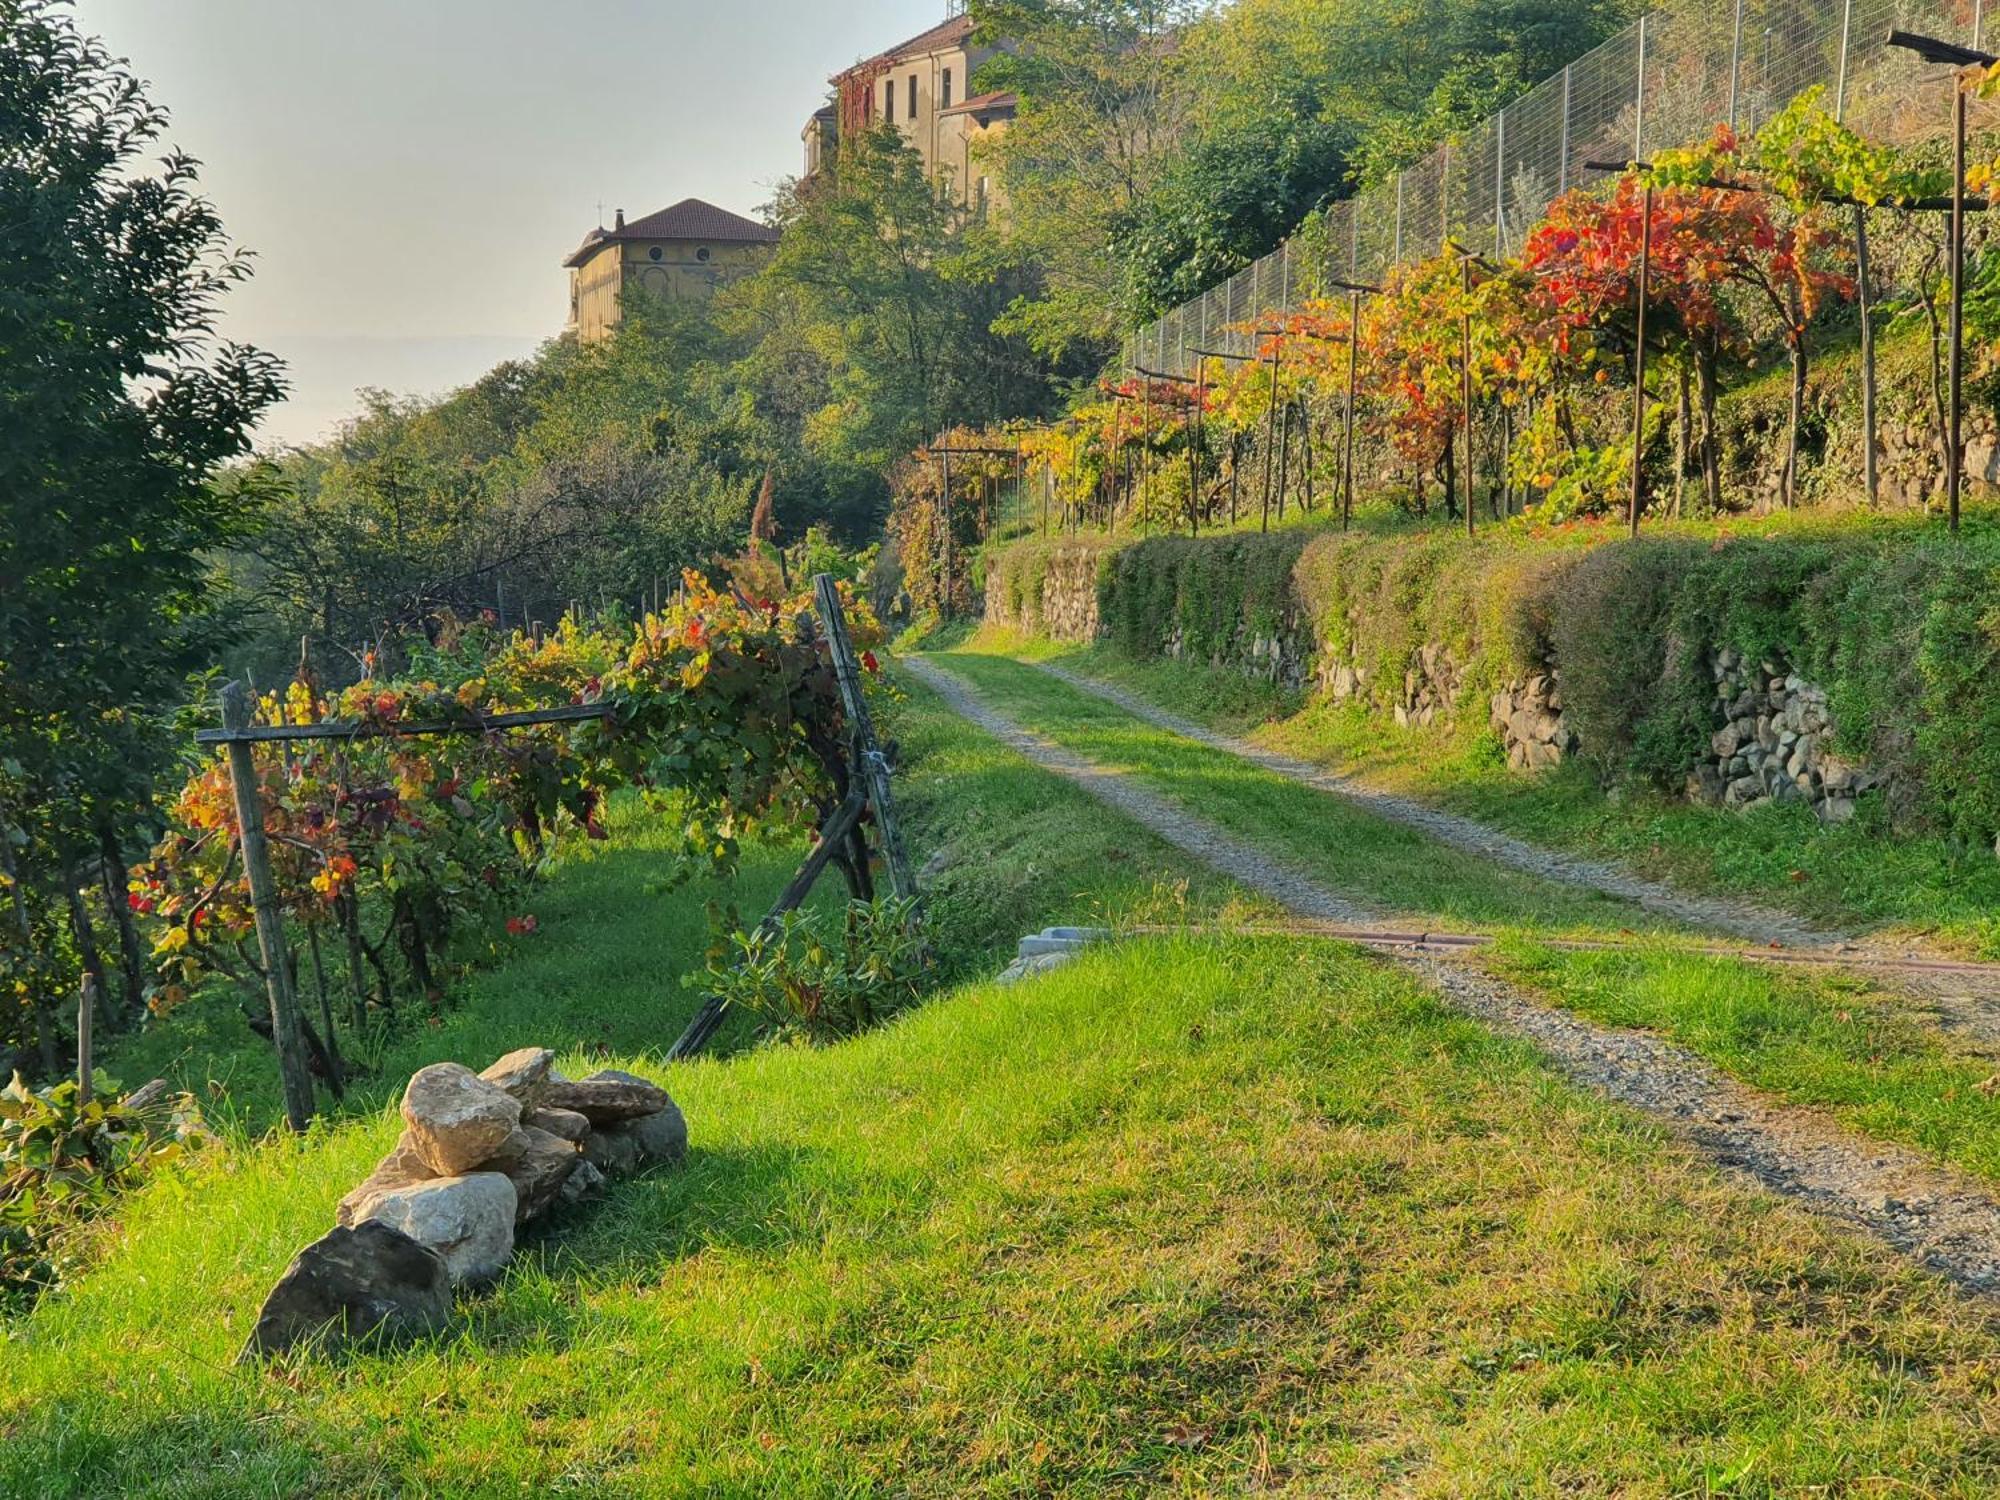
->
[{"left": 906, "top": 653, "right": 2000, "bottom": 1296}]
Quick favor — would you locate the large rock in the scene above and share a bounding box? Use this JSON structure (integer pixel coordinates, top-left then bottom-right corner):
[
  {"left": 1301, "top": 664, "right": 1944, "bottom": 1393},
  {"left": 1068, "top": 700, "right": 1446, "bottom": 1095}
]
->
[
  {"left": 336, "top": 1133, "right": 433, "bottom": 1228},
  {"left": 350, "top": 1172, "right": 517, "bottom": 1286},
  {"left": 618, "top": 1098, "right": 688, "bottom": 1167},
  {"left": 239, "top": 1221, "right": 450, "bottom": 1363},
  {"left": 402, "top": 1063, "right": 521, "bottom": 1176},
  {"left": 479, "top": 1047, "right": 557, "bottom": 1102},
  {"left": 481, "top": 1125, "right": 583, "bottom": 1222},
  {"left": 524, "top": 1106, "right": 591, "bottom": 1143},
  {"left": 582, "top": 1125, "right": 643, "bottom": 1177},
  {"left": 557, "top": 1158, "right": 608, "bottom": 1209},
  {"left": 539, "top": 1070, "right": 671, "bottom": 1126}
]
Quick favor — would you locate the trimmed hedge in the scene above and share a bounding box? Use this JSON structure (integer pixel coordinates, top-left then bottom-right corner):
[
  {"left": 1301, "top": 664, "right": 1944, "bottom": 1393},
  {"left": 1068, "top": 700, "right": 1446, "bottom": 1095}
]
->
[{"left": 985, "top": 516, "right": 2000, "bottom": 845}]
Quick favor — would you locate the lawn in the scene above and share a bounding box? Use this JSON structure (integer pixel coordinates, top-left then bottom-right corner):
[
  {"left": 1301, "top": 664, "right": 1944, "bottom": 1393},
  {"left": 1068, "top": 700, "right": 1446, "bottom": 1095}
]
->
[
  {"left": 922, "top": 647, "right": 2000, "bottom": 1193},
  {"left": 11, "top": 674, "right": 2000, "bottom": 1496},
  {"left": 983, "top": 625, "right": 2000, "bottom": 955}
]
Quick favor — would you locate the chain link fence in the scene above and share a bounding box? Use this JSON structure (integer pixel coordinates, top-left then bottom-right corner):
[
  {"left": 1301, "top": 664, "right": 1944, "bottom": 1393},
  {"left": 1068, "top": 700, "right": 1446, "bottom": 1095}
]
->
[{"left": 1126, "top": 0, "right": 1989, "bottom": 378}]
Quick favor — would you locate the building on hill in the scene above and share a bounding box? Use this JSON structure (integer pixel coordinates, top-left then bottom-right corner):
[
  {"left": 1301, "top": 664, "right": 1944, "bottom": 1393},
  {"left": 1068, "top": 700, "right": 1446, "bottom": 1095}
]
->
[
  {"left": 563, "top": 198, "right": 779, "bottom": 342},
  {"left": 810, "top": 12, "right": 1015, "bottom": 212}
]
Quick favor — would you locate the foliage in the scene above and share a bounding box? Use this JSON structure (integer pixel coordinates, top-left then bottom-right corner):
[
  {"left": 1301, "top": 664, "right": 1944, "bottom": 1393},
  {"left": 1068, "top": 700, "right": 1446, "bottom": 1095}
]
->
[
  {"left": 695, "top": 897, "right": 929, "bottom": 1045},
  {"left": 1, "top": 1073, "right": 208, "bottom": 1309}
]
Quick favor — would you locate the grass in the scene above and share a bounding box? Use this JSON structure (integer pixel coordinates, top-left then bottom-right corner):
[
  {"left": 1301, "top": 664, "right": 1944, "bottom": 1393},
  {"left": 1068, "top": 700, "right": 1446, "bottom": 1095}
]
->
[
  {"left": 926, "top": 648, "right": 1684, "bottom": 941},
  {"left": 925, "top": 642, "right": 2000, "bottom": 1193},
  {"left": 16, "top": 670, "right": 2000, "bottom": 1493},
  {"left": 987, "top": 625, "right": 2000, "bottom": 956}
]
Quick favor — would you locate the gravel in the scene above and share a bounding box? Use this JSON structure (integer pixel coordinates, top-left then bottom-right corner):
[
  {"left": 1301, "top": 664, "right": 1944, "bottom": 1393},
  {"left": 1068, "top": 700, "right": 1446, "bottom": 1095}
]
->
[{"left": 908, "top": 655, "right": 2000, "bottom": 1294}]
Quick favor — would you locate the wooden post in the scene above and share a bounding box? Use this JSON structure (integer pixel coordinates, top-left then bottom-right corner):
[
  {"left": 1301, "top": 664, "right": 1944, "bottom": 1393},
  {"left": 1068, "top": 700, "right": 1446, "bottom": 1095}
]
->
[
  {"left": 1950, "top": 82, "right": 1967, "bottom": 534},
  {"left": 1343, "top": 290, "right": 1361, "bottom": 533},
  {"left": 1261, "top": 341, "right": 1282, "bottom": 534},
  {"left": 812, "top": 576, "right": 918, "bottom": 905},
  {"left": 1631, "top": 183, "right": 1654, "bottom": 539},
  {"left": 1461, "top": 256, "right": 1476, "bottom": 537},
  {"left": 219, "top": 682, "right": 315, "bottom": 1133},
  {"left": 76, "top": 974, "right": 95, "bottom": 1104}
]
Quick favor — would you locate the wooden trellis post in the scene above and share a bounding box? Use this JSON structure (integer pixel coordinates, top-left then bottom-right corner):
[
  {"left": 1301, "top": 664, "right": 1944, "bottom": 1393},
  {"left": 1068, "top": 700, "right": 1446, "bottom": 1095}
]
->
[{"left": 219, "top": 681, "right": 316, "bottom": 1134}]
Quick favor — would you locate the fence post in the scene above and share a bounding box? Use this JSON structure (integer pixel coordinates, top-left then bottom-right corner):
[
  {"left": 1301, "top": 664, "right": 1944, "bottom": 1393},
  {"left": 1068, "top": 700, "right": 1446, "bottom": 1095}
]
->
[
  {"left": 812, "top": 575, "right": 918, "bottom": 905},
  {"left": 1728, "top": 0, "right": 1744, "bottom": 129},
  {"left": 219, "top": 681, "right": 315, "bottom": 1134},
  {"left": 76, "top": 974, "right": 95, "bottom": 1104},
  {"left": 1634, "top": 13, "right": 1648, "bottom": 160},
  {"left": 1560, "top": 65, "right": 1572, "bottom": 193},
  {"left": 1835, "top": 0, "right": 1853, "bottom": 121},
  {"left": 1394, "top": 172, "right": 1405, "bottom": 261},
  {"left": 1979, "top": 0, "right": 1986, "bottom": 50}
]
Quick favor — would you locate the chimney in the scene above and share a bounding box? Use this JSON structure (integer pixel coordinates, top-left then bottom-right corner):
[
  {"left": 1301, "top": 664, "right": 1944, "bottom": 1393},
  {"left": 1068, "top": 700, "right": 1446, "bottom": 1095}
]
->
[{"left": 614, "top": 208, "right": 625, "bottom": 230}]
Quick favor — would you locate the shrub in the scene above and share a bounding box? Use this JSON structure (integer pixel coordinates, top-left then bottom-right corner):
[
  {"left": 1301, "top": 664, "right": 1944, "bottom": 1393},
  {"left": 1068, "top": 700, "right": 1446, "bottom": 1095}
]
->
[
  {"left": 2, "top": 1073, "right": 208, "bottom": 1310},
  {"left": 698, "top": 897, "right": 929, "bottom": 1046}
]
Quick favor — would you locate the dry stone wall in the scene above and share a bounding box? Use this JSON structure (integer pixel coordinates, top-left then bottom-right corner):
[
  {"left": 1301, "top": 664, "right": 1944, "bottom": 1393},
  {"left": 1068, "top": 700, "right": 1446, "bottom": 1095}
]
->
[{"left": 994, "top": 540, "right": 1884, "bottom": 824}]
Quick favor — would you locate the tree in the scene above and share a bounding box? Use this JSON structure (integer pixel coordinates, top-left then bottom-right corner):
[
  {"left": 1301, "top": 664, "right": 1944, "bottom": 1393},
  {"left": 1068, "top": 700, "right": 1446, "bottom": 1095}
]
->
[{"left": 0, "top": 0, "right": 283, "bottom": 1076}]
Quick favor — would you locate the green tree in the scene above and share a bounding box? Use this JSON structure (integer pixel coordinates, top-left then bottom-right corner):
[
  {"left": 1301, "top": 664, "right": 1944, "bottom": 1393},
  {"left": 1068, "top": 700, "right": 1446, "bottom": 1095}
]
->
[{"left": 0, "top": 0, "right": 284, "bottom": 1075}]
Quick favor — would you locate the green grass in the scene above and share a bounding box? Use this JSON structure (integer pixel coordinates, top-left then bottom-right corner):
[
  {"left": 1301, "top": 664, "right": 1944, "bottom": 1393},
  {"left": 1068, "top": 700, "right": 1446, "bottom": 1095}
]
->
[
  {"left": 926, "top": 648, "right": 1682, "bottom": 941},
  {"left": 17, "top": 668, "right": 2000, "bottom": 1494},
  {"left": 929, "top": 641, "right": 2000, "bottom": 1192},
  {"left": 991, "top": 626, "right": 2000, "bottom": 956}
]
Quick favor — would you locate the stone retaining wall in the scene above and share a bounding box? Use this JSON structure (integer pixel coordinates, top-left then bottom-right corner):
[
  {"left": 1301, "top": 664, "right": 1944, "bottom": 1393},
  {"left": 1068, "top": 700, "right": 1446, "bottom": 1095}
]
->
[{"left": 995, "top": 543, "right": 1884, "bottom": 822}]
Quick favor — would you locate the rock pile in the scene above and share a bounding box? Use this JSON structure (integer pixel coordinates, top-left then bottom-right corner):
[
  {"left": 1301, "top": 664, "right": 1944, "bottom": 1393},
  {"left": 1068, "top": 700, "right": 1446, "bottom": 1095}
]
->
[
  {"left": 1684, "top": 650, "right": 1879, "bottom": 822},
  {"left": 1393, "top": 643, "right": 1466, "bottom": 730},
  {"left": 242, "top": 1049, "right": 686, "bottom": 1361},
  {"left": 1490, "top": 673, "right": 1577, "bottom": 770}
]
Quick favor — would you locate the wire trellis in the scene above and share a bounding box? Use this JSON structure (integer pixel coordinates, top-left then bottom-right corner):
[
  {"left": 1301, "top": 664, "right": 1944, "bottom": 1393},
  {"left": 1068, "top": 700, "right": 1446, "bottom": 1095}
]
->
[{"left": 1126, "top": 0, "right": 1986, "bottom": 377}]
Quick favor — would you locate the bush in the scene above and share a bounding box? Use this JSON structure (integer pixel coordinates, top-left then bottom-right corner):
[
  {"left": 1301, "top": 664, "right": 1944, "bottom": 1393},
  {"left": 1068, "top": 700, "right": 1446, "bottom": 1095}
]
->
[
  {"left": 2, "top": 1073, "right": 208, "bottom": 1310},
  {"left": 698, "top": 897, "right": 929, "bottom": 1045}
]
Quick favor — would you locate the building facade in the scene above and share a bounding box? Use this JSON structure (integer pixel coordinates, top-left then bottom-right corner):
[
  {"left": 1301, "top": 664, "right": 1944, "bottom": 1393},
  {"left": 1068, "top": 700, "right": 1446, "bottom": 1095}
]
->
[
  {"left": 563, "top": 199, "right": 779, "bottom": 342},
  {"left": 812, "top": 14, "right": 1015, "bottom": 210}
]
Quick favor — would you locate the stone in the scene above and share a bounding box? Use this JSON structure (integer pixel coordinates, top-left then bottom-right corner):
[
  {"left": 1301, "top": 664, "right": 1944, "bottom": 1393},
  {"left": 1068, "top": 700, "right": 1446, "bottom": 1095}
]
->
[
  {"left": 1686, "top": 766, "right": 1727, "bottom": 808},
  {"left": 479, "top": 1047, "right": 557, "bottom": 1101},
  {"left": 1530, "top": 711, "right": 1563, "bottom": 745},
  {"left": 350, "top": 1172, "right": 516, "bottom": 1287},
  {"left": 557, "top": 1159, "right": 608, "bottom": 1209},
  {"left": 481, "top": 1125, "right": 584, "bottom": 1223},
  {"left": 1711, "top": 723, "right": 1742, "bottom": 760},
  {"left": 336, "top": 1133, "right": 434, "bottom": 1228},
  {"left": 1820, "top": 796, "right": 1858, "bottom": 826},
  {"left": 540, "top": 1071, "right": 673, "bottom": 1126},
  {"left": 592, "top": 1098, "right": 688, "bottom": 1170},
  {"left": 524, "top": 1106, "right": 591, "bottom": 1143},
  {"left": 1725, "top": 775, "right": 1764, "bottom": 808},
  {"left": 402, "top": 1063, "right": 521, "bottom": 1177},
  {"left": 582, "top": 1125, "right": 643, "bottom": 1177},
  {"left": 239, "top": 1221, "right": 451, "bottom": 1363}
]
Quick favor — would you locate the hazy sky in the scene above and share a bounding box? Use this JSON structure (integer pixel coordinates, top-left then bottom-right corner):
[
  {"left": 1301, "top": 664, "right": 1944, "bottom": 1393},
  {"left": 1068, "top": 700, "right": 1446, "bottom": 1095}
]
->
[{"left": 70, "top": 1, "right": 948, "bottom": 445}]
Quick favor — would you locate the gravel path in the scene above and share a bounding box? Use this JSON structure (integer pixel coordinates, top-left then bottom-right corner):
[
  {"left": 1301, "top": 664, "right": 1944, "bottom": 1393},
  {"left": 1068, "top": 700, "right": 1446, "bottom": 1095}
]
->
[
  {"left": 908, "top": 654, "right": 2000, "bottom": 1295},
  {"left": 1036, "top": 661, "right": 1836, "bottom": 949}
]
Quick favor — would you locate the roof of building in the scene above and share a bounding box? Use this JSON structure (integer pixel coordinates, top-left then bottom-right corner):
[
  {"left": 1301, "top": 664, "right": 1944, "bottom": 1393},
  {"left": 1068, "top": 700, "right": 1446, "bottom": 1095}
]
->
[
  {"left": 939, "top": 89, "right": 1017, "bottom": 121},
  {"left": 834, "top": 14, "right": 975, "bottom": 81},
  {"left": 564, "top": 198, "right": 780, "bottom": 267}
]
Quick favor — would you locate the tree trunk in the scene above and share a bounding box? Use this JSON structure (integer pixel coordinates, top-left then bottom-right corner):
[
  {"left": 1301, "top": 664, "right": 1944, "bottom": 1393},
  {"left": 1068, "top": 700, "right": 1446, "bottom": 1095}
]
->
[
  {"left": 98, "top": 827, "right": 146, "bottom": 1021},
  {"left": 1675, "top": 363, "right": 1692, "bottom": 520},
  {"left": 304, "top": 926, "right": 345, "bottom": 1097},
  {"left": 63, "top": 865, "right": 116, "bottom": 1030},
  {"left": 1784, "top": 339, "right": 1806, "bottom": 510},
  {"left": 1, "top": 833, "right": 58, "bottom": 1077},
  {"left": 1695, "top": 348, "right": 1724, "bottom": 515}
]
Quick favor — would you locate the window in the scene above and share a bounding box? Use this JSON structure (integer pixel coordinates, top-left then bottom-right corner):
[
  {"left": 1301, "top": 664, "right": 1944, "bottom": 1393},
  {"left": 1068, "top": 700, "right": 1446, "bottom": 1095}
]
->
[
  {"left": 695, "top": 247, "right": 711, "bottom": 263},
  {"left": 908, "top": 75, "right": 917, "bottom": 119},
  {"left": 648, "top": 246, "right": 663, "bottom": 262},
  {"left": 884, "top": 79, "right": 894, "bottom": 122},
  {"left": 942, "top": 69, "right": 952, "bottom": 110}
]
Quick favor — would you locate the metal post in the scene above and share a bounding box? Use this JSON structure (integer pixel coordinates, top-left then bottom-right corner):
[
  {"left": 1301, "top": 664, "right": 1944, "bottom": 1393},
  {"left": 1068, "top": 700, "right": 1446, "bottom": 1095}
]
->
[
  {"left": 1634, "top": 13, "right": 1648, "bottom": 160},
  {"left": 1342, "top": 289, "right": 1361, "bottom": 532},
  {"left": 1560, "top": 66, "right": 1573, "bottom": 193},
  {"left": 1727, "top": 0, "right": 1744, "bottom": 130},
  {"left": 1836, "top": 0, "right": 1853, "bottom": 121},
  {"left": 938, "top": 444, "right": 953, "bottom": 612},
  {"left": 1632, "top": 184, "right": 1654, "bottom": 538},
  {"left": 1950, "top": 81, "right": 1967, "bottom": 534},
  {"left": 1261, "top": 341, "right": 1281, "bottom": 533},
  {"left": 1394, "top": 172, "right": 1405, "bottom": 261},
  {"left": 219, "top": 681, "right": 315, "bottom": 1134},
  {"left": 1979, "top": 0, "right": 1987, "bottom": 52},
  {"left": 1495, "top": 108, "right": 1507, "bottom": 255}
]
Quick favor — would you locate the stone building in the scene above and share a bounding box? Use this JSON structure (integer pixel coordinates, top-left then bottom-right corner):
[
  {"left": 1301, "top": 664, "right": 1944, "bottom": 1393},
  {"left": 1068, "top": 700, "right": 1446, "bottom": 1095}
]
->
[
  {"left": 811, "top": 13, "right": 1016, "bottom": 211},
  {"left": 563, "top": 199, "right": 779, "bottom": 342}
]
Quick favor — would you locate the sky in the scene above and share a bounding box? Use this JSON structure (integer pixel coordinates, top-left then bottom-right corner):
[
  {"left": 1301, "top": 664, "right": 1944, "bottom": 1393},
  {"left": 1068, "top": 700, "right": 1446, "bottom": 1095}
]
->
[{"left": 70, "top": 0, "right": 949, "bottom": 446}]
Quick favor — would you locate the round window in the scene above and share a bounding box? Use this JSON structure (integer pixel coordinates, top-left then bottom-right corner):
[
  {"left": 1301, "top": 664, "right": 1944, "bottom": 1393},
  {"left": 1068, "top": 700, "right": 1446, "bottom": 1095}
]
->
[
  {"left": 696, "top": 246, "right": 712, "bottom": 263},
  {"left": 648, "top": 246, "right": 664, "bottom": 262}
]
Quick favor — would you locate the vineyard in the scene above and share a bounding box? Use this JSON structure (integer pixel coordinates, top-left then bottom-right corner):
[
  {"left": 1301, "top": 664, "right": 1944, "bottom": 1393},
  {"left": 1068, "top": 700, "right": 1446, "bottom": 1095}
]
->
[{"left": 892, "top": 54, "right": 2000, "bottom": 610}]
